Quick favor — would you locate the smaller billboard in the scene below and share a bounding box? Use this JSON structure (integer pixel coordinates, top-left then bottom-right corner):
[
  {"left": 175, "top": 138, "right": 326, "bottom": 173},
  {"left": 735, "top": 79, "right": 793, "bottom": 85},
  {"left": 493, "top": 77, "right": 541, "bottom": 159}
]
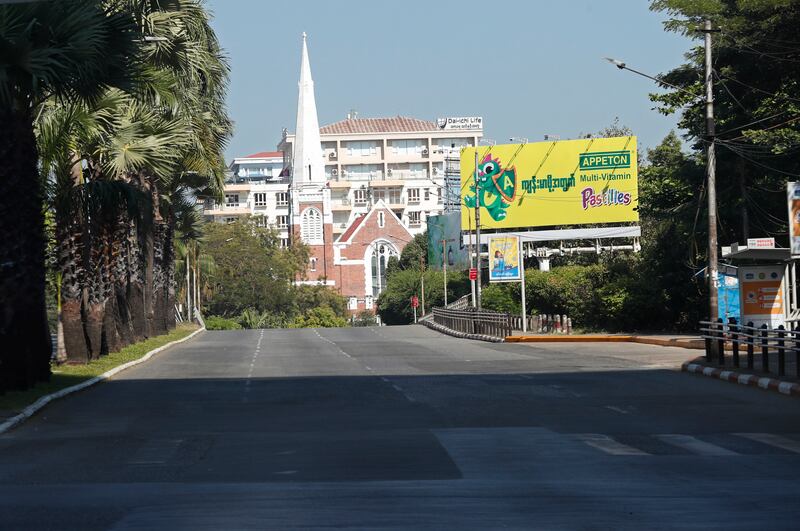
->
[
  {"left": 788, "top": 182, "right": 800, "bottom": 257},
  {"left": 427, "top": 212, "right": 469, "bottom": 270},
  {"left": 738, "top": 265, "right": 785, "bottom": 328},
  {"left": 489, "top": 235, "right": 522, "bottom": 282}
]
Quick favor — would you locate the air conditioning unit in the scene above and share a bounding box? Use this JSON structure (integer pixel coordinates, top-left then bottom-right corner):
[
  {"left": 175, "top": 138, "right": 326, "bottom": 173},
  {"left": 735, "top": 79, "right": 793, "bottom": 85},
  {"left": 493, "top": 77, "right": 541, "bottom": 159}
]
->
[
  {"left": 432, "top": 167, "right": 439, "bottom": 175},
  {"left": 329, "top": 151, "right": 337, "bottom": 159},
  {"left": 421, "top": 148, "right": 429, "bottom": 156},
  {"left": 387, "top": 169, "right": 393, "bottom": 177},
  {"left": 331, "top": 168, "right": 339, "bottom": 176}
]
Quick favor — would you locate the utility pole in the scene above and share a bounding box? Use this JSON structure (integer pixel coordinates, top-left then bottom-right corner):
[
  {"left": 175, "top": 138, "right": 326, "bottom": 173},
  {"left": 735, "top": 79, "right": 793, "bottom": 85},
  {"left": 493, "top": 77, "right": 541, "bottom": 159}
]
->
[
  {"left": 442, "top": 239, "right": 448, "bottom": 307},
  {"left": 419, "top": 253, "right": 426, "bottom": 315},
  {"left": 703, "top": 18, "right": 719, "bottom": 324},
  {"left": 474, "top": 149, "right": 482, "bottom": 309}
]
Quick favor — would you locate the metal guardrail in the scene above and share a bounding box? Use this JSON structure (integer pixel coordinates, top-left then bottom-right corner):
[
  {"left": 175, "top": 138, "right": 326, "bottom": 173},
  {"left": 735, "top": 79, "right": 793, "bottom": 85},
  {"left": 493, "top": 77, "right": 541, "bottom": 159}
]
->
[
  {"left": 432, "top": 307, "right": 512, "bottom": 339},
  {"left": 699, "top": 319, "right": 800, "bottom": 378},
  {"left": 508, "top": 314, "right": 572, "bottom": 334}
]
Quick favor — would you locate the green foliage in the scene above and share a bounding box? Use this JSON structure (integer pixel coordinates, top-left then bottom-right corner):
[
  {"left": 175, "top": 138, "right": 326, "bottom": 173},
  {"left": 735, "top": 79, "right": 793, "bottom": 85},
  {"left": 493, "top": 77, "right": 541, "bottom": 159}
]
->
[
  {"left": 377, "top": 268, "right": 470, "bottom": 325},
  {"left": 352, "top": 310, "right": 378, "bottom": 327},
  {"left": 289, "top": 307, "right": 349, "bottom": 328},
  {"left": 293, "top": 284, "right": 348, "bottom": 318},
  {"left": 203, "top": 217, "right": 308, "bottom": 317},
  {"left": 481, "top": 283, "right": 520, "bottom": 314},
  {"left": 204, "top": 316, "right": 242, "bottom": 330},
  {"left": 398, "top": 232, "right": 428, "bottom": 270}
]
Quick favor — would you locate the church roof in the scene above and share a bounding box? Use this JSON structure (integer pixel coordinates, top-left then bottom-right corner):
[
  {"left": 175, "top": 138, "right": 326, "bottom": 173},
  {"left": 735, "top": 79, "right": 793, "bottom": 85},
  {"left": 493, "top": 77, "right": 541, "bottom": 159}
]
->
[
  {"left": 337, "top": 214, "right": 366, "bottom": 242},
  {"left": 320, "top": 116, "right": 438, "bottom": 135}
]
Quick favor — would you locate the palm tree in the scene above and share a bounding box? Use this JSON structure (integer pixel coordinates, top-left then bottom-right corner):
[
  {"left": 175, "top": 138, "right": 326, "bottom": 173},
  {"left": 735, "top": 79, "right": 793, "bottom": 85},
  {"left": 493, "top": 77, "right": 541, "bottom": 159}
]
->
[{"left": 0, "top": 1, "right": 138, "bottom": 389}]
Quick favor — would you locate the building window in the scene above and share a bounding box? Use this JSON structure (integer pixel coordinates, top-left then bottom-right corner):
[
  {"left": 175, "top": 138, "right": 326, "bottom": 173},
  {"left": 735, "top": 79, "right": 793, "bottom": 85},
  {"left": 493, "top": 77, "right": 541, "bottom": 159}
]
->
[
  {"left": 301, "top": 207, "right": 323, "bottom": 244},
  {"left": 435, "top": 137, "right": 471, "bottom": 150},
  {"left": 224, "top": 216, "right": 237, "bottom": 224},
  {"left": 438, "top": 191, "right": 443, "bottom": 204},
  {"left": 409, "top": 163, "right": 427, "bottom": 178},
  {"left": 225, "top": 194, "right": 239, "bottom": 207},
  {"left": 280, "top": 238, "right": 289, "bottom": 248},
  {"left": 407, "top": 188, "right": 420, "bottom": 203},
  {"left": 378, "top": 211, "right": 385, "bottom": 228},
  {"left": 276, "top": 192, "right": 289, "bottom": 206},
  {"left": 370, "top": 242, "right": 398, "bottom": 297},
  {"left": 310, "top": 257, "right": 318, "bottom": 271},
  {"left": 391, "top": 139, "right": 425, "bottom": 156},
  {"left": 276, "top": 215, "right": 288, "bottom": 229},
  {"left": 254, "top": 215, "right": 267, "bottom": 227},
  {"left": 408, "top": 211, "right": 421, "bottom": 227},
  {"left": 254, "top": 193, "right": 268, "bottom": 207},
  {"left": 345, "top": 141, "right": 378, "bottom": 157},
  {"left": 424, "top": 188, "right": 431, "bottom": 201},
  {"left": 344, "top": 164, "right": 381, "bottom": 181},
  {"left": 354, "top": 188, "right": 368, "bottom": 205},
  {"left": 365, "top": 296, "right": 373, "bottom": 308},
  {"left": 348, "top": 297, "right": 358, "bottom": 310}
]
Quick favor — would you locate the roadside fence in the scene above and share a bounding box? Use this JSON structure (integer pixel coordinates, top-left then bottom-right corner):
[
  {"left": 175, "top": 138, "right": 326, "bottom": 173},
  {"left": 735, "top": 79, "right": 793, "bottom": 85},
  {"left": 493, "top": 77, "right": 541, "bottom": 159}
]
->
[
  {"left": 509, "top": 314, "right": 572, "bottom": 334},
  {"left": 699, "top": 318, "right": 800, "bottom": 378},
  {"left": 433, "top": 307, "right": 572, "bottom": 339}
]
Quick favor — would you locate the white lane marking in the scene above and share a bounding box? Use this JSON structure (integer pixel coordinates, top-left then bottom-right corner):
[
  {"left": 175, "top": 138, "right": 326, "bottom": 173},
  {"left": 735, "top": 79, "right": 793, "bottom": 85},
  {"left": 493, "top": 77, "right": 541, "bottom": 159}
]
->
[
  {"left": 127, "top": 439, "right": 183, "bottom": 465},
  {"left": 574, "top": 434, "right": 650, "bottom": 456},
  {"left": 656, "top": 434, "right": 738, "bottom": 456},
  {"left": 604, "top": 405, "right": 629, "bottom": 415},
  {"left": 273, "top": 470, "right": 298, "bottom": 475},
  {"left": 244, "top": 331, "right": 265, "bottom": 400},
  {"left": 735, "top": 433, "right": 800, "bottom": 454}
]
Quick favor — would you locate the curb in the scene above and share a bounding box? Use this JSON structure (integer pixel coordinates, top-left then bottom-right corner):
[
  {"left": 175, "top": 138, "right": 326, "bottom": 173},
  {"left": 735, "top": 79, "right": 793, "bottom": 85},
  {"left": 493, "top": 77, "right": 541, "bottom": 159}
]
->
[
  {"left": 421, "top": 319, "right": 504, "bottom": 343},
  {"left": 505, "top": 335, "right": 705, "bottom": 350},
  {"left": 682, "top": 361, "right": 800, "bottom": 397},
  {"left": 0, "top": 326, "right": 205, "bottom": 435}
]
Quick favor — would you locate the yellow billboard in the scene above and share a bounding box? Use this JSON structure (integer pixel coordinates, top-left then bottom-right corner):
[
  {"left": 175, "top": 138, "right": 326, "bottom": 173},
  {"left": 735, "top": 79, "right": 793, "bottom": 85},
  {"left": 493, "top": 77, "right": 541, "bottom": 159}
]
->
[{"left": 461, "top": 136, "right": 638, "bottom": 230}]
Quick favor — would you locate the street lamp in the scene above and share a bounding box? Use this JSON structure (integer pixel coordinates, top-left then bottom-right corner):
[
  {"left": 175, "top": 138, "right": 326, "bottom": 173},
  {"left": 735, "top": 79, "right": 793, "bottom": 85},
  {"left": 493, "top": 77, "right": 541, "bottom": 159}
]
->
[{"left": 603, "top": 49, "right": 717, "bottom": 326}]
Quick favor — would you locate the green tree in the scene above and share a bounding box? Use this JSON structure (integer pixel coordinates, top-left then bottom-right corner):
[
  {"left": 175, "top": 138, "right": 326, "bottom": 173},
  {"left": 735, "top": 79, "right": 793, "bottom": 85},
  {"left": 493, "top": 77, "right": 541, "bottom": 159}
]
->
[
  {"left": 203, "top": 218, "right": 307, "bottom": 317},
  {"left": 0, "top": 0, "right": 139, "bottom": 390}
]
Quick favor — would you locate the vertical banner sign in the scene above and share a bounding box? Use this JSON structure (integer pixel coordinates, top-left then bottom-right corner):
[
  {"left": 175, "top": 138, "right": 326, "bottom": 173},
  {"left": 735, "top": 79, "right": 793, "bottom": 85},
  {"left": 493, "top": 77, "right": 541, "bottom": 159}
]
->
[
  {"left": 427, "top": 213, "right": 469, "bottom": 270},
  {"left": 788, "top": 182, "right": 800, "bottom": 257},
  {"left": 488, "top": 235, "right": 522, "bottom": 282}
]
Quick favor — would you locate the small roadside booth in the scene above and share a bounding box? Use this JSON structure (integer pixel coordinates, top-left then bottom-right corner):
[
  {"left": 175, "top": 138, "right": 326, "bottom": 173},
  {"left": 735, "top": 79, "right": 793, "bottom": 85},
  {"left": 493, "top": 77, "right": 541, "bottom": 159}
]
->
[{"left": 721, "top": 239, "right": 794, "bottom": 328}]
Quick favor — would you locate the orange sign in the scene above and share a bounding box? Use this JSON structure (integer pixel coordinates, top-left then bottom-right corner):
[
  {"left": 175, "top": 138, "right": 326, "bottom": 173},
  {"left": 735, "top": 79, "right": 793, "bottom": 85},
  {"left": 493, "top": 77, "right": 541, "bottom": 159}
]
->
[{"left": 741, "top": 280, "right": 783, "bottom": 316}]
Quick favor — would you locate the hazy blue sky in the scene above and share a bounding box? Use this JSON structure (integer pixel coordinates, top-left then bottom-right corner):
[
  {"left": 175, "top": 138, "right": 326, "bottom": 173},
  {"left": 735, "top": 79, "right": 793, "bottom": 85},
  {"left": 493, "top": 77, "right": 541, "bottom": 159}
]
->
[{"left": 206, "top": 0, "right": 694, "bottom": 162}]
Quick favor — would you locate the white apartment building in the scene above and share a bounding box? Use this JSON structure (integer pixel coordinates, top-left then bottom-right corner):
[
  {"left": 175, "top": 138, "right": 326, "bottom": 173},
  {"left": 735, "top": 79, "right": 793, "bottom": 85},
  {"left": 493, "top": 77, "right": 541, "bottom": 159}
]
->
[{"left": 277, "top": 115, "right": 481, "bottom": 238}]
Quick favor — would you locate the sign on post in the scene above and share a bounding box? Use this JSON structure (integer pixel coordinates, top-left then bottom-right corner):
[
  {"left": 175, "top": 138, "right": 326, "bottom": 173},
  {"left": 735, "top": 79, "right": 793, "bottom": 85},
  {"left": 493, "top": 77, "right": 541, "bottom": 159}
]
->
[
  {"left": 469, "top": 268, "right": 478, "bottom": 281},
  {"left": 488, "top": 235, "right": 522, "bottom": 282},
  {"left": 747, "top": 237, "right": 775, "bottom": 249},
  {"left": 411, "top": 295, "right": 419, "bottom": 308}
]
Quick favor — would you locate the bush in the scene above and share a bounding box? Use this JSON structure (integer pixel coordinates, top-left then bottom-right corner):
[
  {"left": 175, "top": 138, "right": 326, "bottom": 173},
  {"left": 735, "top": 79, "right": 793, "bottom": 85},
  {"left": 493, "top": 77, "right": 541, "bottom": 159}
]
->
[
  {"left": 352, "top": 310, "right": 377, "bottom": 327},
  {"left": 289, "top": 307, "right": 349, "bottom": 328},
  {"left": 377, "top": 269, "right": 470, "bottom": 325},
  {"left": 205, "top": 316, "right": 242, "bottom": 330}
]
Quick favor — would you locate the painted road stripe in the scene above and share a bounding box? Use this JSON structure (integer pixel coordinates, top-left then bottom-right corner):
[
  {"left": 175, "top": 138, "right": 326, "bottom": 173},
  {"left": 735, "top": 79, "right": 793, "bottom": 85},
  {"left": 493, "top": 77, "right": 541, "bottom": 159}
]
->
[
  {"left": 735, "top": 433, "right": 800, "bottom": 454},
  {"left": 574, "top": 434, "right": 649, "bottom": 456},
  {"left": 656, "top": 434, "right": 738, "bottom": 456}
]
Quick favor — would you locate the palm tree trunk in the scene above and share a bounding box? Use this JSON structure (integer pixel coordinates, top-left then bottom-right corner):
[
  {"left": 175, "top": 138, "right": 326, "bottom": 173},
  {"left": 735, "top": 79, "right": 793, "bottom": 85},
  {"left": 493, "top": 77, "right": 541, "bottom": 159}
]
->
[
  {"left": 0, "top": 106, "right": 52, "bottom": 389},
  {"left": 57, "top": 207, "right": 90, "bottom": 364}
]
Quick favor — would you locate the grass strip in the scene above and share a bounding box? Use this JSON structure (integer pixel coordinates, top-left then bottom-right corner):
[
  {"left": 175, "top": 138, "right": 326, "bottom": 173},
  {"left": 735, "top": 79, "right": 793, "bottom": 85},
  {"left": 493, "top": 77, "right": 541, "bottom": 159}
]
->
[{"left": 0, "top": 324, "right": 199, "bottom": 414}]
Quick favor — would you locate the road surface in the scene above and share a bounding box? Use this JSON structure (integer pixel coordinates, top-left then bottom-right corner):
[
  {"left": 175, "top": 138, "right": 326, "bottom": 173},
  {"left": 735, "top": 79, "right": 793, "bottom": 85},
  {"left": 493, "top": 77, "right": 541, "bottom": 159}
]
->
[{"left": 1, "top": 326, "right": 799, "bottom": 530}]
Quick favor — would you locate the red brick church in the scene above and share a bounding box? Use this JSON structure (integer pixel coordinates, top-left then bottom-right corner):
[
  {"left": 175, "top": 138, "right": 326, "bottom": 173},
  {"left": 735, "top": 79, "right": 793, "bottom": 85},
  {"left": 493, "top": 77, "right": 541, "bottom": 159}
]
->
[{"left": 289, "top": 33, "right": 412, "bottom": 313}]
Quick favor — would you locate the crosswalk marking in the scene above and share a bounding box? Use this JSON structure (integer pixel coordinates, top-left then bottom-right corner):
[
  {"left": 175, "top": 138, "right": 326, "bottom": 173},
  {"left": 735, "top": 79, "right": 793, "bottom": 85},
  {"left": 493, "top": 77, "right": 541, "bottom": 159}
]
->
[
  {"left": 735, "top": 433, "right": 800, "bottom": 454},
  {"left": 574, "top": 434, "right": 650, "bottom": 455},
  {"left": 655, "top": 434, "right": 738, "bottom": 456}
]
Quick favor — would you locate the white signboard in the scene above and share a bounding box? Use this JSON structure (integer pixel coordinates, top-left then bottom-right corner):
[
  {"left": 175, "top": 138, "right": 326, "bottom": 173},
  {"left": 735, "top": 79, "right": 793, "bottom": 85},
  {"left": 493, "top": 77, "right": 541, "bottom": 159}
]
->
[
  {"left": 436, "top": 116, "right": 483, "bottom": 131},
  {"left": 747, "top": 237, "right": 775, "bottom": 249}
]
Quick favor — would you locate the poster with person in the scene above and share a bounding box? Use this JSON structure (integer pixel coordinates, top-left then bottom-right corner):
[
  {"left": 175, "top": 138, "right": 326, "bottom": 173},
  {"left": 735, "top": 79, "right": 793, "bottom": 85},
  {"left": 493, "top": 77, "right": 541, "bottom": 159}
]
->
[{"left": 488, "top": 235, "right": 521, "bottom": 282}]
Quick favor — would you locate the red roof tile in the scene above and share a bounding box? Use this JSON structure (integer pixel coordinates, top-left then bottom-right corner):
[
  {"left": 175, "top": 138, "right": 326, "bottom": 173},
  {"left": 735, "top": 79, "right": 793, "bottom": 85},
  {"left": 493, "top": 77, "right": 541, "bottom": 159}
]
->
[
  {"left": 242, "top": 151, "right": 283, "bottom": 159},
  {"left": 320, "top": 116, "right": 437, "bottom": 135},
  {"left": 337, "top": 214, "right": 366, "bottom": 242}
]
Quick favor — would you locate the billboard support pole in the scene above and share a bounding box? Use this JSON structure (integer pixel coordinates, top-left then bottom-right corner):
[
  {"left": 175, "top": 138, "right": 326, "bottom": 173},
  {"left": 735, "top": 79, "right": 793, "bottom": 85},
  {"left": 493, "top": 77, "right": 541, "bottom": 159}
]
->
[
  {"left": 474, "top": 150, "right": 482, "bottom": 310},
  {"left": 442, "top": 239, "right": 448, "bottom": 307},
  {"left": 419, "top": 254, "right": 426, "bottom": 315},
  {"left": 520, "top": 240, "right": 527, "bottom": 333}
]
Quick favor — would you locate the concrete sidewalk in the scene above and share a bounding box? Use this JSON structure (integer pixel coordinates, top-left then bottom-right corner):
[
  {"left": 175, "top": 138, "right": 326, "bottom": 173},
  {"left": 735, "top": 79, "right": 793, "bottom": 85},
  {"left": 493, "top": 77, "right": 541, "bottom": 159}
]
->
[{"left": 506, "top": 333, "right": 705, "bottom": 350}]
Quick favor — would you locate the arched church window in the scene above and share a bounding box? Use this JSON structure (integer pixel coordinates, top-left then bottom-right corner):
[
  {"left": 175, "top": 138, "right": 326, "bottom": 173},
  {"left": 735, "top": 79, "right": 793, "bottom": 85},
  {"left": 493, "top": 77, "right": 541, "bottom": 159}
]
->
[
  {"left": 370, "top": 242, "right": 397, "bottom": 296},
  {"left": 301, "top": 207, "right": 323, "bottom": 244}
]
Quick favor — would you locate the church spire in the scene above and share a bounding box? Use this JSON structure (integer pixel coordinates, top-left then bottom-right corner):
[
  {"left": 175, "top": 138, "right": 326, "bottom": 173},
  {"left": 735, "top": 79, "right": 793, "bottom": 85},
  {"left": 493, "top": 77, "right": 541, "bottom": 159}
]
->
[{"left": 292, "top": 32, "right": 324, "bottom": 185}]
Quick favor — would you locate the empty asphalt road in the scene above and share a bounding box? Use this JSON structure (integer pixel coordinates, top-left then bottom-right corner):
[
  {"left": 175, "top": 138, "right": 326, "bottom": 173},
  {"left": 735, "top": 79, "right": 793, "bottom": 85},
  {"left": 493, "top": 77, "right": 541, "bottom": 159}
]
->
[{"left": 1, "top": 325, "right": 799, "bottom": 530}]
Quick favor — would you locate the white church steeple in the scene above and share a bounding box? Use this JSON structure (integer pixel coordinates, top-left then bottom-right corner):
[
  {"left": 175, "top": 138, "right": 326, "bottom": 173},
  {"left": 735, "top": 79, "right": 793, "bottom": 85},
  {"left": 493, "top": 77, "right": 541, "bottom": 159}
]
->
[{"left": 292, "top": 32, "right": 325, "bottom": 185}]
